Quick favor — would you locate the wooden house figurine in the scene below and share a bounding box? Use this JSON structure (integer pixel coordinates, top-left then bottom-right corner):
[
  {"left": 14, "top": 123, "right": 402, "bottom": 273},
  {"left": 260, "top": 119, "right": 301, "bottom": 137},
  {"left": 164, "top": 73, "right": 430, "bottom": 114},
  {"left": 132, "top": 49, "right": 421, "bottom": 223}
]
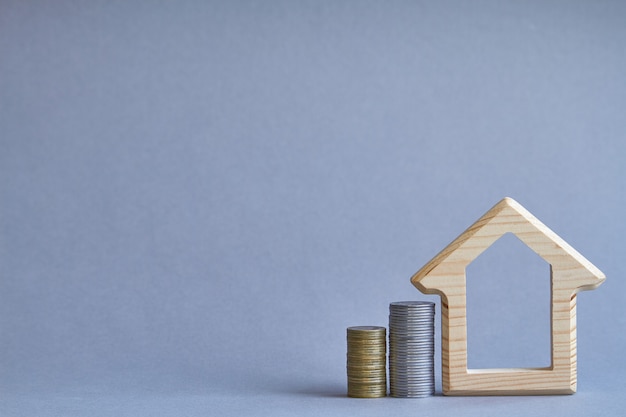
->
[{"left": 411, "top": 197, "right": 605, "bottom": 395}]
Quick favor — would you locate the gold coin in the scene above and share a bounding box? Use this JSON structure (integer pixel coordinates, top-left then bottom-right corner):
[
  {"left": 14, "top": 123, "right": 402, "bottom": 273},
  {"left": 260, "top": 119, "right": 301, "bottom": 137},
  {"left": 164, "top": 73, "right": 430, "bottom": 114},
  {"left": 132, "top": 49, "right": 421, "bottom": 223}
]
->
[
  {"left": 347, "top": 383, "right": 387, "bottom": 398},
  {"left": 347, "top": 326, "right": 385, "bottom": 332},
  {"left": 348, "top": 348, "right": 386, "bottom": 355},
  {"left": 347, "top": 327, "right": 386, "bottom": 339},
  {"left": 346, "top": 358, "right": 386, "bottom": 367},
  {"left": 346, "top": 363, "right": 387, "bottom": 369},
  {"left": 348, "top": 376, "right": 387, "bottom": 383},
  {"left": 347, "top": 333, "right": 385, "bottom": 338},
  {"left": 347, "top": 336, "right": 385, "bottom": 342},
  {"left": 347, "top": 369, "right": 387, "bottom": 378},
  {"left": 347, "top": 341, "right": 385, "bottom": 345},
  {"left": 347, "top": 356, "right": 386, "bottom": 363}
]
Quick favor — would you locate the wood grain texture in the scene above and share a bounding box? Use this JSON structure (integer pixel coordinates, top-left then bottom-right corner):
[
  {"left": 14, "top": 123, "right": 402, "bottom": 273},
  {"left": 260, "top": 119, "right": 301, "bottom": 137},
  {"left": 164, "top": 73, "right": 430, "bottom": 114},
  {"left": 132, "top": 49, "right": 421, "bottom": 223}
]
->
[{"left": 411, "top": 197, "right": 605, "bottom": 396}]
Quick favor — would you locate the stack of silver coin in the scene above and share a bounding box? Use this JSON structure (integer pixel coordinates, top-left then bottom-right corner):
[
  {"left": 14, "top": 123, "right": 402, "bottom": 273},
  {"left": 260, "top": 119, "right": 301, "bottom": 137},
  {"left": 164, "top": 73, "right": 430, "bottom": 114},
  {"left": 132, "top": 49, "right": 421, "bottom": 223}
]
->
[
  {"left": 346, "top": 326, "right": 387, "bottom": 398},
  {"left": 388, "top": 301, "right": 435, "bottom": 398}
]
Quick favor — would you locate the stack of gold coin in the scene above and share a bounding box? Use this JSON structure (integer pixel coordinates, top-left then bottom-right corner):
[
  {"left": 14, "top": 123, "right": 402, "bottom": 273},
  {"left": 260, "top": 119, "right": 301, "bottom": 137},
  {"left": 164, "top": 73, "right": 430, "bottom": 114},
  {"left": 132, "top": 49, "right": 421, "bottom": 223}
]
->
[{"left": 346, "top": 326, "right": 387, "bottom": 398}]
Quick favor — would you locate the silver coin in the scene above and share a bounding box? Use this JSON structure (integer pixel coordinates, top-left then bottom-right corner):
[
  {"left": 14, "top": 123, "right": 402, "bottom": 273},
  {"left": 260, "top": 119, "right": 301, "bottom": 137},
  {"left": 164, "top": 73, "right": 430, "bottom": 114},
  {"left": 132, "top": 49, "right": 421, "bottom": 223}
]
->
[
  {"left": 389, "top": 368, "right": 434, "bottom": 375},
  {"left": 390, "top": 386, "right": 434, "bottom": 391},
  {"left": 390, "top": 378, "right": 433, "bottom": 382},
  {"left": 388, "top": 325, "right": 434, "bottom": 329},
  {"left": 390, "top": 379, "right": 434, "bottom": 384},
  {"left": 388, "top": 339, "right": 435, "bottom": 344},
  {"left": 389, "top": 308, "right": 435, "bottom": 312},
  {"left": 389, "top": 325, "right": 433, "bottom": 328},
  {"left": 389, "top": 360, "right": 434, "bottom": 364},
  {"left": 390, "top": 390, "right": 434, "bottom": 394},
  {"left": 389, "top": 345, "right": 434, "bottom": 350},
  {"left": 389, "top": 350, "right": 435, "bottom": 355},
  {"left": 390, "top": 382, "right": 434, "bottom": 387},
  {"left": 388, "top": 328, "right": 433, "bottom": 332},
  {"left": 389, "top": 334, "right": 435, "bottom": 342},
  {"left": 390, "top": 364, "right": 434, "bottom": 368},
  {"left": 389, "top": 310, "right": 435, "bottom": 320},
  {"left": 390, "top": 360, "right": 434, "bottom": 364},
  {"left": 390, "top": 383, "right": 434, "bottom": 388},
  {"left": 387, "top": 301, "right": 436, "bottom": 398},
  {"left": 389, "top": 339, "right": 434, "bottom": 344},
  {"left": 390, "top": 384, "right": 434, "bottom": 389},
  {"left": 389, "top": 345, "right": 434, "bottom": 349},
  {"left": 389, "top": 336, "right": 433, "bottom": 341},
  {"left": 389, "top": 312, "right": 434, "bottom": 316},
  {"left": 390, "top": 345, "right": 434, "bottom": 350},
  {"left": 390, "top": 362, "right": 434, "bottom": 367},
  {"left": 390, "top": 320, "right": 433, "bottom": 324},
  {"left": 390, "top": 375, "right": 434, "bottom": 381},
  {"left": 390, "top": 355, "right": 435, "bottom": 360},
  {"left": 390, "top": 312, "right": 434, "bottom": 316},
  {"left": 389, "top": 347, "right": 434, "bottom": 351},
  {"left": 388, "top": 325, "right": 433, "bottom": 329},
  {"left": 390, "top": 364, "right": 433, "bottom": 368},
  {"left": 390, "top": 362, "right": 434, "bottom": 368},
  {"left": 390, "top": 381, "right": 434, "bottom": 386},
  {"left": 389, "top": 374, "right": 434, "bottom": 385},
  {"left": 389, "top": 320, "right": 433, "bottom": 324},
  {"left": 389, "top": 372, "right": 434, "bottom": 378},
  {"left": 390, "top": 369, "right": 434, "bottom": 373},
  {"left": 390, "top": 301, "right": 435, "bottom": 307},
  {"left": 390, "top": 312, "right": 434, "bottom": 315},
  {"left": 389, "top": 343, "right": 434, "bottom": 346},
  {"left": 389, "top": 384, "right": 435, "bottom": 396},
  {"left": 389, "top": 366, "right": 434, "bottom": 371},
  {"left": 389, "top": 349, "right": 435, "bottom": 353},
  {"left": 390, "top": 385, "right": 434, "bottom": 390},
  {"left": 389, "top": 341, "right": 435, "bottom": 346},
  {"left": 390, "top": 378, "right": 434, "bottom": 383}
]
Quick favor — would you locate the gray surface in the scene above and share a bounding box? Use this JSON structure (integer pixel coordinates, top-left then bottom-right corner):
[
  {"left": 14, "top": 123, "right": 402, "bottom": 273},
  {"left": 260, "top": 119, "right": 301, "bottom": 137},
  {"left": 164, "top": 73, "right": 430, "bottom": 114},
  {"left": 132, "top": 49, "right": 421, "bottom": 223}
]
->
[{"left": 1, "top": 1, "right": 625, "bottom": 415}]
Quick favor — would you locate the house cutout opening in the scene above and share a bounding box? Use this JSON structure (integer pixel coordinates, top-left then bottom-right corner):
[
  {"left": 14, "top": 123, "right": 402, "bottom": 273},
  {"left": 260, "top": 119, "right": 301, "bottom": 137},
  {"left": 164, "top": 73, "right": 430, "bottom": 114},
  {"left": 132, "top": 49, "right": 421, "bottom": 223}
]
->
[
  {"left": 466, "top": 232, "right": 551, "bottom": 369},
  {"left": 411, "top": 197, "right": 605, "bottom": 395}
]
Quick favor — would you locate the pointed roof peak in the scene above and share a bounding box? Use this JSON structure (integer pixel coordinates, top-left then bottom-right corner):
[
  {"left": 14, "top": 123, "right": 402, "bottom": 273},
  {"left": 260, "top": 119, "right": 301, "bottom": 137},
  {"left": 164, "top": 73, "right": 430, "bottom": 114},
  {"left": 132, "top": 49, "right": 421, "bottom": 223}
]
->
[
  {"left": 411, "top": 197, "right": 605, "bottom": 292},
  {"left": 500, "top": 196, "right": 517, "bottom": 205},
  {"left": 488, "top": 196, "right": 525, "bottom": 216}
]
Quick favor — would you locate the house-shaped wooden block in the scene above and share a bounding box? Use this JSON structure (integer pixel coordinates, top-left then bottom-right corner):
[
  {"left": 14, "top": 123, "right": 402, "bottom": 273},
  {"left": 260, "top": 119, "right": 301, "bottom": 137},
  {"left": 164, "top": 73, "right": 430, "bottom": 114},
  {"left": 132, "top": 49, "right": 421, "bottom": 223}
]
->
[{"left": 411, "top": 197, "right": 605, "bottom": 395}]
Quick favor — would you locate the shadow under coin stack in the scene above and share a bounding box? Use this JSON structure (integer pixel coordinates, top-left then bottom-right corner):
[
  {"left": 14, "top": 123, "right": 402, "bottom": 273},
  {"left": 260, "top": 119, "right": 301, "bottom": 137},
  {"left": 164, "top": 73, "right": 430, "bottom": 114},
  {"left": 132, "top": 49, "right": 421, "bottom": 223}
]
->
[
  {"left": 388, "top": 301, "right": 435, "bottom": 398},
  {"left": 346, "top": 326, "right": 387, "bottom": 398}
]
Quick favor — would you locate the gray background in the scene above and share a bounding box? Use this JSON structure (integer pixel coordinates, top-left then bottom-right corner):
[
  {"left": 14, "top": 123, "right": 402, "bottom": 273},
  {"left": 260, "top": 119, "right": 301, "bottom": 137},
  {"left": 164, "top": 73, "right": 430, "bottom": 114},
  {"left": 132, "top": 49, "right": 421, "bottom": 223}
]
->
[{"left": 1, "top": 1, "right": 625, "bottom": 416}]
